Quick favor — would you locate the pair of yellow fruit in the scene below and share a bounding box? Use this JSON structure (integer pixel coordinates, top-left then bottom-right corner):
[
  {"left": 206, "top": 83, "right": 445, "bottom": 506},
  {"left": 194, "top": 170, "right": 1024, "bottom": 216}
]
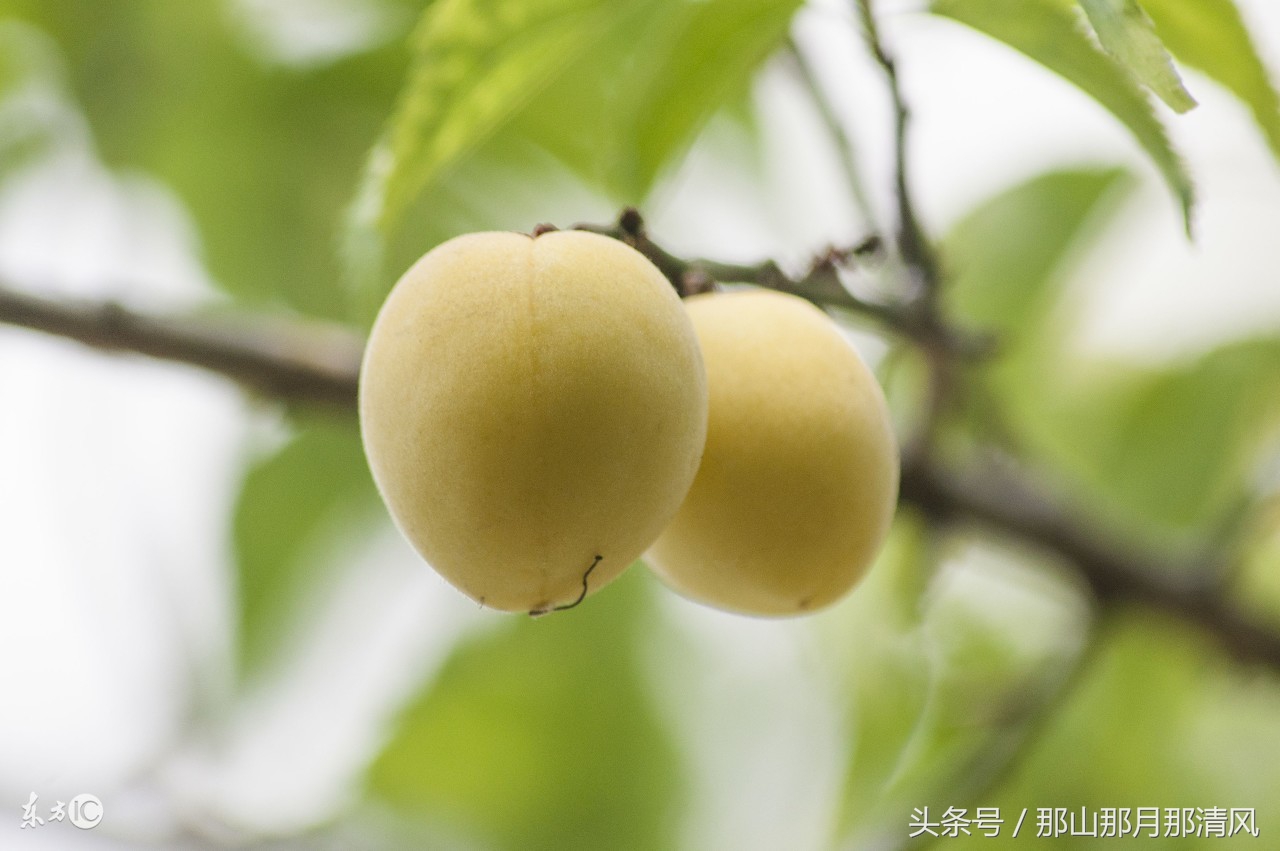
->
[{"left": 359, "top": 230, "right": 899, "bottom": 617}]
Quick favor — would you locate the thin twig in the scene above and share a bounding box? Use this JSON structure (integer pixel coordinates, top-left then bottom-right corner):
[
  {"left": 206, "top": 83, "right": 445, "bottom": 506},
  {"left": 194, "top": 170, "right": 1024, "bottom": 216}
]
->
[
  {"left": 856, "top": 0, "right": 966, "bottom": 457},
  {"left": 574, "top": 209, "right": 986, "bottom": 358},
  {"left": 855, "top": 0, "right": 942, "bottom": 303},
  {"left": 786, "top": 37, "right": 879, "bottom": 227}
]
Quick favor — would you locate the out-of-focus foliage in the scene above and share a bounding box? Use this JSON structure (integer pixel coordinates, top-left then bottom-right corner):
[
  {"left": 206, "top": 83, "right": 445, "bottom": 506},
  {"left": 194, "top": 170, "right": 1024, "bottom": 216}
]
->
[
  {"left": 0, "top": 20, "right": 66, "bottom": 176},
  {"left": 352, "top": 0, "right": 619, "bottom": 241},
  {"left": 943, "top": 165, "right": 1280, "bottom": 547},
  {"left": 939, "top": 165, "right": 1129, "bottom": 463},
  {"left": 826, "top": 517, "right": 933, "bottom": 840},
  {"left": 934, "top": 0, "right": 1280, "bottom": 231},
  {"left": 1011, "top": 338, "right": 1280, "bottom": 544},
  {"left": 941, "top": 616, "right": 1280, "bottom": 848},
  {"left": 1237, "top": 504, "right": 1280, "bottom": 623},
  {"left": 834, "top": 167, "right": 1136, "bottom": 844},
  {"left": 233, "top": 419, "right": 379, "bottom": 678},
  {"left": 345, "top": 0, "right": 800, "bottom": 305},
  {"left": 367, "top": 569, "right": 685, "bottom": 851},
  {"left": 946, "top": 169, "right": 1280, "bottom": 544},
  {"left": 1142, "top": 0, "right": 1280, "bottom": 161},
  {"left": 932, "top": 0, "right": 1195, "bottom": 230},
  {"left": 943, "top": 166, "right": 1133, "bottom": 344},
  {"left": 0, "top": 0, "right": 415, "bottom": 320},
  {"left": 830, "top": 508, "right": 1091, "bottom": 847},
  {"left": 1077, "top": 0, "right": 1196, "bottom": 112}
]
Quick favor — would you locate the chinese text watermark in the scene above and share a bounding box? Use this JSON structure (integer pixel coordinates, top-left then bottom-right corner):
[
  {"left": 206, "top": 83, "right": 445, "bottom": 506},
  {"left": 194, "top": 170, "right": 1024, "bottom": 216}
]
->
[{"left": 909, "top": 806, "right": 1258, "bottom": 839}]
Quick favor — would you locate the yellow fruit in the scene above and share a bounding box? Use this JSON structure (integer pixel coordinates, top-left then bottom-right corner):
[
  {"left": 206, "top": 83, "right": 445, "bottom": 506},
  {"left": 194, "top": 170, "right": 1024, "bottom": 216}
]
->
[
  {"left": 646, "top": 289, "right": 899, "bottom": 616},
  {"left": 359, "top": 230, "right": 708, "bottom": 613}
]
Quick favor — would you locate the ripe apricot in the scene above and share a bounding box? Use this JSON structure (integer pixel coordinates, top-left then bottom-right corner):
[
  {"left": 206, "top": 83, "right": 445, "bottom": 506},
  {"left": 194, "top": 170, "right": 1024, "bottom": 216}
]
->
[
  {"left": 360, "top": 231, "right": 708, "bottom": 613},
  {"left": 646, "top": 289, "right": 898, "bottom": 615}
]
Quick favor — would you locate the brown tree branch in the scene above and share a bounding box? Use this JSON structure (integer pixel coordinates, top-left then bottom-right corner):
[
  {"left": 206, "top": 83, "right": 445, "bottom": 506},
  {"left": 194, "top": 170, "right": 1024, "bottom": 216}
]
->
[
  {"left": 1, "top": 272, "right": 1277, "bottom": 673},
  {"left": 900, "top": 456, "right": 1280, "bottom": 669},
  {"left": 0, "top": 285, "right": 360, "bottom": 408}
]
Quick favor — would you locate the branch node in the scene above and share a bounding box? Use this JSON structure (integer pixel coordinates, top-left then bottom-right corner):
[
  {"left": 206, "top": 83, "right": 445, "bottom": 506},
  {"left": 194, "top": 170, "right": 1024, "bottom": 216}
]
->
[
  {"left": 852, "top": 233, "right": 884, "bottom": 258},
  {"left": 618, "top": 207, "right": 645, "bottom": 240},
  {"left": 681, "top": 267, "right": 715, "bottom": 296}
]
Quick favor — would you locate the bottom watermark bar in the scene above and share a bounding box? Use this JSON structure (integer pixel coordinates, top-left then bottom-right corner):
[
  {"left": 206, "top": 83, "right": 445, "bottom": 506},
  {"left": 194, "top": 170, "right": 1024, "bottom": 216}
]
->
[{"left": 909, "top": 806, "right": 1259, "bottom": 839}]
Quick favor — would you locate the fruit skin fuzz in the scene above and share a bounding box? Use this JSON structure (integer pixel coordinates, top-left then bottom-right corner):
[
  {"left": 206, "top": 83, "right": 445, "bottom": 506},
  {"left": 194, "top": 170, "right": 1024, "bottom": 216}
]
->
[
  {"left": 647, "top": 289, "right": 900, "bottom": 616},
  {"left": 359, "top": 230, "right": 708, "bottom": 613}
]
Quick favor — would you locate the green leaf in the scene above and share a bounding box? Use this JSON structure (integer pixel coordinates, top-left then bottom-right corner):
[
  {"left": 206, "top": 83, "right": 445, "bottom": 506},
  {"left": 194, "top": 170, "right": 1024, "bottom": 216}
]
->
[
  {"left": 2, "top": 0, "right": 411, "bottom": 320},
  {"left": 944, "top": 166, "right": 1133, "bottom": 341},
  {"left": 1141, "top": 0, "right": 1280, "bottom": 163},
  {"left": 510, "top": 0, "right": 801, "bottom": 201},
  {"left": 624, "top": 0, "right": 797, "bottom": 193},
  {"left": 368, "top": 0, "right": 616, "bottom": 232},
  {"left": 950, "top": 171, "right": 1280, "bottom": 542},
  {"left": 233, "top": 419, "right": 379, "bottom": 678},
  {"left": 941, "top": 617, "right": 1280, "bottom": 848},
  {"left": 344, "top": 0, "right": 621, "bottom": 297},
  {"left": 0, "top": 20, "right": 66, "bottom": 177},
  {"left": 347, "top": 0, "right": 801, "bottom": 301},
  {"left": 1236, "top": 506, "right": 1280, "bottom": 626},
  {"left": 366, "top": 569, "right": 684, "bottom": 851},
  {"left": 829, "top": 518, "right": 933, "bottom": 840},
  {"left": 1077, "top": 0, "right": 1196, "bottom": 112},
  {"left": 932, "top": 0, "right": 1195, "bottom": 233},
  {"left": 1016, "top": 337, "right": 1280, "bottom": 539},
  {"left": 833, "top": 524, "right": 1089, "bottom": 847},
  {"left": 0, "top": 19, "right": 56, "bottom": 92}
]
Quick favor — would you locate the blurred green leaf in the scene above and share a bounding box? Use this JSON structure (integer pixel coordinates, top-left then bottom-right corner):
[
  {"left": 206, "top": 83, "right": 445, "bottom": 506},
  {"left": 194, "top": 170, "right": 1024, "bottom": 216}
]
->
[
  {"left": 360, "top": 0, "right": 616, "bottom": 233},
  {"left": 1016, "top": 338, "right": 1280, "bottom": 541},
  {"left": 358, "top": 134, "right": 632, "bottom": 325},
  {"left": 0, "top": 18, "right": 56, "bottom": 93},
  {"left": 366, "top": 569, "right": 684, "bottom": 851},
  {"left": 346, "top": 0, "right": 800, "bottom": 299},
  {"left": 944, "top": 166, "right": 1132, "bottom": 342},
  {"left": 510, "top": 0, "right": 801, "bottom": 201},
  {"left": 233, "top": 419, "right": 378, "bottom": 678},
  {"left": 1236, "top": 504, "right": 1280, "bottom": 626},
  {"left": 1077, "top": 0, "right": 1196, "bottom": 112},
  {"left": 946, "top": 169, "right": 1280, "bottom": 544},
  {"left": 0, "top": 20, "right": 66, "bottom": 177},
  {"left": 0, "top": 0, "right": 410, "bottom": 320},
  {"left": 836, "top": 534, "right": 1089, "bottom": 847},
  {"left": 943, "top": 617, "right": 1280, "bottom": 848},
  {"left": 932, "top": 0, "right": 1195, "bottom": 233},
  {"left": 1141, "top": 0, "right": 1280, "bottom": 164},
  {"left": 943, "top": 167, "right": 1133, "bottom": 463},
  {"left": 829, "top": 518, "right": 933, "bottom": 839},
  {"left": 344, "top": 0, "right": 623, "bottom": 297}
]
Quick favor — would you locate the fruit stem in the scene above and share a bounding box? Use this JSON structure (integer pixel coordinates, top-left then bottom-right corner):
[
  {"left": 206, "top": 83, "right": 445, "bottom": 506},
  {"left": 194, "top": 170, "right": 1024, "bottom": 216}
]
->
[{"left": 528, "top": 555, "right": 603, "bottom": 617}]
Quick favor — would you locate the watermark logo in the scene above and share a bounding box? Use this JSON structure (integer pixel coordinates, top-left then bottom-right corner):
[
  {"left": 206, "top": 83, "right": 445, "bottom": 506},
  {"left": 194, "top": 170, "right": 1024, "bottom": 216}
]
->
[
  {"left": 19, "top": 792, "right": 102, "bottom": 831},
  {"left": 69, "top": 795, "right": 103, "bottom": 829}
]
